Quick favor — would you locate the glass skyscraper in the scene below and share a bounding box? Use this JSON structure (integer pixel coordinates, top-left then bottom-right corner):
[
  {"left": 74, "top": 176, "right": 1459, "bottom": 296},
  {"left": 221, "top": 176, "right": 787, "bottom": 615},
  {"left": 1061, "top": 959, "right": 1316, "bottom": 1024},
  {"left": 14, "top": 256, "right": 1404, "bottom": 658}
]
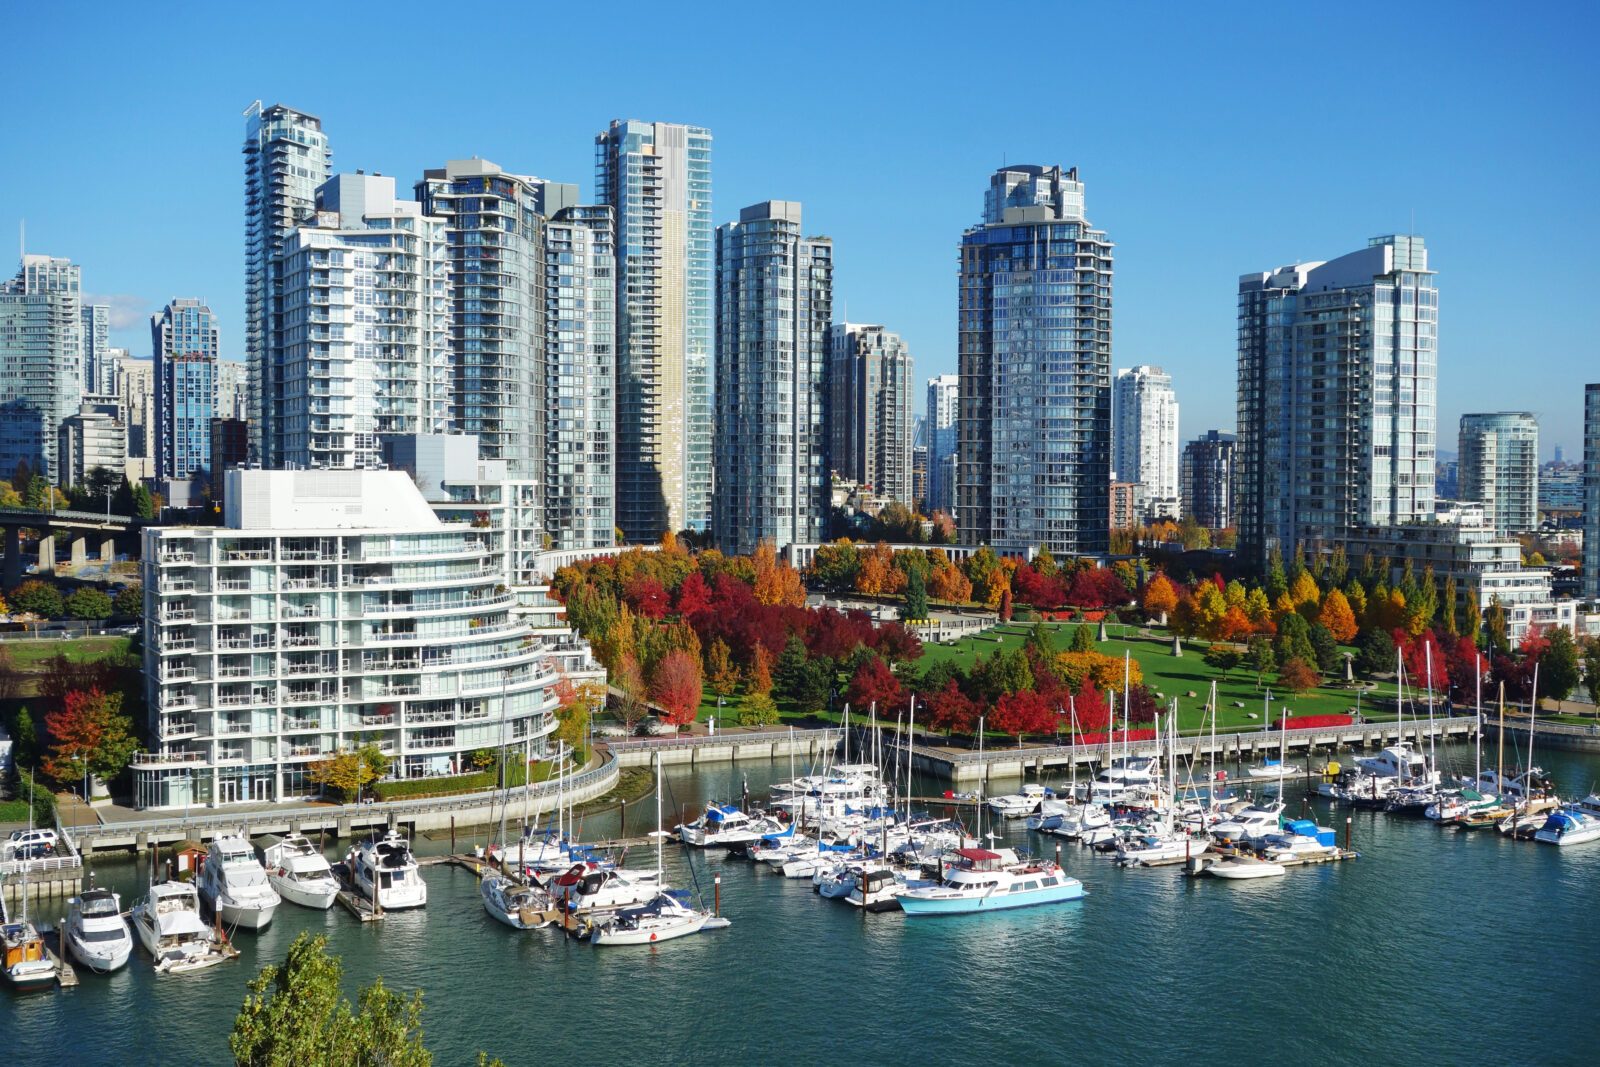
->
[
  {"left": 1113, "top": 364, "right": 1181, "bottom": 520},
  {"left": 1236, "top": 236, "right": 1437, "bottom": 571},
  {"left": 829, "top": 323, "right": 915, "bottom": 504},
  {"left": 1584, "top": 384, "right": 1599, "bottom": 599},
  {"left": 244, "top": 101, "right": 332, "bottom": 466},
  {"left": 595, "top": 119, "right": 713, "bottom": 539},
  {"left": 81, "top": 303, "right": 113, "bottom": 396},
  {"left": 713, "top": 201, "right": 831, "bottom": 556},
  {"left": 0, "top": 255, "right": 83, "bottom": 484},
  {"left": 957, "top": 165, "right": 1113, "bottom": 557},
  {"left": 151, "top": 298, "right": 219, "bottom": 480},
  {"left": 926, "top": 374, "right": 959, "bottom": 517},
  {"left": 1458, "top": 412, "right": 1539, "bottom": 536}
]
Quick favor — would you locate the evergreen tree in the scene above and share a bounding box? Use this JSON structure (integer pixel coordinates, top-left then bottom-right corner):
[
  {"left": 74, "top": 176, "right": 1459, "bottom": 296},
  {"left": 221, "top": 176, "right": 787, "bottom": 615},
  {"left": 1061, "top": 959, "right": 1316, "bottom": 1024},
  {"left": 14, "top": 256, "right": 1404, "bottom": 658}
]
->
[
  {"left": 1441, "top": 575, "right": 1459, "bottom": 637},
  {"left": 1069, "top": 624, "right": 1095, "bottom": 653},
  {"left": 773, "top": 636, "right": 811, "bottom": 704},
  {"left": 1308, "top": 623, "right": 1341, "bottom": 673},
  {"left": 901, "top": 569, "right": 929, "bottom": 621},
  {"left": 1266, "top": 548, "right": 1288, "bottom": 600}
]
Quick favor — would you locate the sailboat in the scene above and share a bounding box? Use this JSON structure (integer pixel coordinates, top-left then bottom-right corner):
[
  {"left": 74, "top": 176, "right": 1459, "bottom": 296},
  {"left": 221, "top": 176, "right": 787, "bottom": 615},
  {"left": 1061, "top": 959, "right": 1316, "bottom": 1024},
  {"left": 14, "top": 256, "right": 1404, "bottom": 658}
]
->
[
  {"left": 590, "top": 753, "right": 726, "bottom": 946},
  {"left": 481, "top": 736, "right": 556, "bottom": 930},
  {"left": 2, "top": 780, "right": 57, "bottom": 990}
]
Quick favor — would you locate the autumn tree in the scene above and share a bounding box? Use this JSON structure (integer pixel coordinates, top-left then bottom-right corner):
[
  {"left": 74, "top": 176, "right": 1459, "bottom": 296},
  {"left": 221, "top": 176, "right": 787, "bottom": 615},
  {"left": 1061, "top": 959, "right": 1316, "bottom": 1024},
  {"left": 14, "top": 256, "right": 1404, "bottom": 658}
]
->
[
  {"left": 9, "top": 579, "right": 63, "bottom": 618},
  {"left": 747, "top": 643, "right": 775, "bottom": 696},
  {"left": 846, "top": 655, "right": 902, "bottom": 712},
  {"left": 927, "top": 554, "right": 973, "bottom": 603},
  {"left": 309, "top": 744, "right": 389, "bottom": 803},
  {"left": 1317, "top": 588, "right": 1359, "bottom": 644},
  {"left": 924, "top": 679, "right": 980, "bottom": 736},
  {"left": 738, "top": 692, "right": 780, "bottom": 726},
  {"left": 1277, "top": 657, "right": 1320, "bottom": 695},
  {"left": 751, "top": 540, "right": 806, "bottom": 607},
  {"left": 991, "top": 690, "right": 1054, "bottom": 742},
  {"left": 706, "top": 638, "right": 740, "bottom": 697},
  {"left": 1142, "top": 574, "right": 1178, "bottom": 620},
  {"left": 650, "top": 649, "right": 703, "bottom": 729},
  {"left": 614, "top": 653, "right": 649, "bottom": 731},
  {"left": 42, "top": 687, "right": 139, "bottom": 794}
]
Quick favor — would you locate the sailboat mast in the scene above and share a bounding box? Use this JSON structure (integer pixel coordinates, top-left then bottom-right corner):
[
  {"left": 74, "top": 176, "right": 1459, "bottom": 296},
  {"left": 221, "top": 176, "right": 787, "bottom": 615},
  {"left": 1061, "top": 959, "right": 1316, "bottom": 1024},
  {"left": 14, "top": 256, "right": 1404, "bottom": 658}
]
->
[
  {"left": 1208, "top": 681, "right": 1218, "bottom": 806},
  {"left": 655, "top": 751, "right": 663, "bottom": 875},
  {"left": 1474, "top": 653, "right": 1483, "bottom": 783},
  {"left": 1497, "top": 681, "right": 1506, "bottom": 787},
  {"left": 1424, "top": 638, "right": 1437, "bottom": 772}
]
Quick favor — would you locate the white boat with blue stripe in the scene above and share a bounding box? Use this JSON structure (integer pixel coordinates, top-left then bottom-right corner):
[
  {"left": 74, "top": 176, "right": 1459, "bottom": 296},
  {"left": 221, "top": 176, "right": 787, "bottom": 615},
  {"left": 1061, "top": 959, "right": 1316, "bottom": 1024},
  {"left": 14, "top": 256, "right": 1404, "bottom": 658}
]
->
[{"left": 897, "top": 848, "right": 1084, "bottom": 916}]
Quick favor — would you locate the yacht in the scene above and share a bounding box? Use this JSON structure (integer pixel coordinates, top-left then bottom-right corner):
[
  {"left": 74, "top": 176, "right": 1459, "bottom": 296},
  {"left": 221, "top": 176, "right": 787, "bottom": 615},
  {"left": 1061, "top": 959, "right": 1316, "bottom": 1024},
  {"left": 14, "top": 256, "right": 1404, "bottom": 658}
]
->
[
  {"left": 898, "top": 848, "right": 1085, "bottom": 915},
  {"left": 1079, "top": 755, "right": 1159, "bottom": 804},
  {"left": 545, "top": 862, "right": 663, "bottom": 914},
  {"left": 262, "top": 834, "right": 339, "bottom": 910},
  {"left": 481, "top": 874, "right": 555, "bottom": 930},
  {"left": 1533, "top": 808, "right": 1600, "bottom": 846},
  {"left": 588, "top": 891, "right": 716, "bottom": 947},
  {"left": 1209, "top": 801, "right": 1285, "bottom": 847},
  {"left": 1, "top": 916, "right": 55, "bottom": 990},
  {"left": 1259, "top": 819, "right": 1338, "bottom": 858},
  {"left": 347, "top": 830, "right": 428, "bottom": 910},
  {"left": 987, "top": 784, "right": 1048, "bottom": 819},
  {"left": 1116, "top": 826, "right": 1210, "bottom": 865},
  {"left": 676, "top": 803, "right": 786, "bottom": 848},
  {"left": 130, "top": 881, "right": 235, "bottom": 974},
  {"left": 197, "top": 835, "right": 281, "bottom": 929},
  {"left": 1357, "top": 743, "right": 1439, "bottom": 788},
  {"left": 63, "top": 888, "right": 134, "bottom": 973}
]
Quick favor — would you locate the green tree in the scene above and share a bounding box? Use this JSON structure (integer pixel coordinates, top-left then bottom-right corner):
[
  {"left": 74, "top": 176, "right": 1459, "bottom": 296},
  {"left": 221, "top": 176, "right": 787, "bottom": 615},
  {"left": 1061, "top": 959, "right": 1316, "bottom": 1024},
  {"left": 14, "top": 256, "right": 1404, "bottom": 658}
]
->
[
  {"left": 901, "top": 569, "right": 929, "bottom": 621},
  {"left": 65, "top": 586, "right": 114, "bottom": 620},
  {"left": 1484, "top": 597, "right": 1508, "bottom": 652},
  {"left": 9, "top": 580, "right": 64, "bottom": 618},
  {"left": 774, "top": 636, "right": 812, "bottom": 704},
  {"left": 1308, "top": 622, "right": 1341, "bottom": 674},
  {"left": 113, "top": 582, "right": 143, "bottom": 617},
  {"left": 738, "top": 692, "right": 780, "bottom": 726},
  {"left": 1266, "top": 547, "right": 1287, "bottom": 601},
  {"left": 1355, "top": 627, "right": 1395, "bottom": 675},
  {"left": 1540, "top": 628, "right": 1581, "bottom": 706},
  {"left": 1203, "top": 644, "right": 1243, "bottom": 680},
  {"left": 130, "top": 482, "right": 156, "bottom": 520},
  {"left": 230, "top": 932, "right": 434, "bottom": 1067},
  {"left": 25, "top": 475, "right": 48, "bottom": 509},
  {"left": 1069, "top": 624, "right": 1095, "bottom": 653},
  {"left": 1273, "top": 613, "right": 1317, "bottom": 669},
  {"left": 12, "top": 706, "right": 39, "bottom": 768},
  {"left": 1026, "top": 619, "right": 1055, "bottom": 660},
  {"left": 1584, "top": 639, "right": 1600, "bottom": 706},
  {"left": 1247, "top": 636, "right": 1277, "bottom": 688}
]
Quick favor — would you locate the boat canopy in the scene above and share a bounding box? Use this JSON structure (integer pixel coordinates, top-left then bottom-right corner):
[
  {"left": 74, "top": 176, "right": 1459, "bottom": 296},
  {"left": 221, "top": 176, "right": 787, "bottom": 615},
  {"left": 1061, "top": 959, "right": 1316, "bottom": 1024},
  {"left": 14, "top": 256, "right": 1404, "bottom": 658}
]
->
[
  {"left": 954, "top": 848, "right": 1002, "bottom": 861},
  {"left": 706, "top": 805, "right": 744, "bottom": 822}
]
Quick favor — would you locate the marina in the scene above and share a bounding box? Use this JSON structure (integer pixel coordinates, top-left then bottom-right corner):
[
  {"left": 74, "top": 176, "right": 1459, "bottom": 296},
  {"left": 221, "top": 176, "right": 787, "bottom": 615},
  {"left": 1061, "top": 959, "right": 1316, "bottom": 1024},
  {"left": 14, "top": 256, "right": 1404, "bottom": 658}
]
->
[{"left": 3, "top": 740, "right": 1599, "bottom": 1064}]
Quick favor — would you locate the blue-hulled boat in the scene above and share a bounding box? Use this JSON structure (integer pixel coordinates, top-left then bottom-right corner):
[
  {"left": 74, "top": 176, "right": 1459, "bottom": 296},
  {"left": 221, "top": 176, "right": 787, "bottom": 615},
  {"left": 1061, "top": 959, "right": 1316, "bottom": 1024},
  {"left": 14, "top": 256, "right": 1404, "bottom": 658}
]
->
[{"left": 896, "top": 848, "right": 1084, "bottom": 916}]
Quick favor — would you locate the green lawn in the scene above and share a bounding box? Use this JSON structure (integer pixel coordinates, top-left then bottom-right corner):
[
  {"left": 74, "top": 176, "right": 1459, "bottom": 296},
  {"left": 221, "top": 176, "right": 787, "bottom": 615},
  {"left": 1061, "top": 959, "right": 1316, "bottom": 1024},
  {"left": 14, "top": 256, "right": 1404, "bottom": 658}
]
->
[
  {"left": 2, "top": 636, "right": 131, "bottom": 669},
  {"left": 921, "top": 622, "right": 1404, "bottom": 734}
]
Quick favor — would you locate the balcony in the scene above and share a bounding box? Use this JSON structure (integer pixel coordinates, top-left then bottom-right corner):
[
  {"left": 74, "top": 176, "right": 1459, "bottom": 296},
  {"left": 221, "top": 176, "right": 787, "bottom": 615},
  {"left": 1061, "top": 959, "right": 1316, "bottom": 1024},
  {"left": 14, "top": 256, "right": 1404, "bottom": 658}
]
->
[
  {"left": 132, "top": 749, "right": 206, "bottom": 768},
  {"left": 160, "top": 579, "right": 196, "bottom": 594},
  {"left": 161, "top": 665, "right": 197, "bottom": 683},
  {"left": 407, "top": 734, "right": 456, "bottom": 750},
  {"left": 161, "top": 608, "right": 196, "bottom": 623},
  {"left": 161, "top": 722, "right": 198, "bottom": 739},
  {"left": 217, "top": 722, "right": 255, "bottom": 736},
  {"left": 282, "top": 635, "right": 323, "bottom": 648},
  {"left": 215, "top": 693, "right": 260, "bottom": 708},
  {"left": 214, "top": 578, "right": 255, "bottom": 592},
  {"left": 404, "top": 708, "right": 457, "bottom": 725},
  {"left": 159, "top": 550, "right": 195, "bottom": 564},
  {"left": 159, "top": 693, "right": 198, "bottom": 712},
  {"left": 160, "top": 639, "right": 197, "bottom": 654},
  {"left": 223, "top": 549, "right": 272, "bottom": 562},
  {"left": 282, "top": 717, "right": 322, "bottom": 733},
  {"left": 282, "top": 661, "right": 328, "bottom": 676}
]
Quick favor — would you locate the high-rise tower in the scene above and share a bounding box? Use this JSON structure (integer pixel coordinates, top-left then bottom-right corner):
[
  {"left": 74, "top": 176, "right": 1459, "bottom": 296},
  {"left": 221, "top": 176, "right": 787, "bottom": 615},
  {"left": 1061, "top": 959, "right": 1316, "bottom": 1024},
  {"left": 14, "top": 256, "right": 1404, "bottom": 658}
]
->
[
  {"left": 595, "top": 119, "right": 713, "bottom": 539},
  {"left": 926, "top": 374, "right": 959, "bottom": 516},
  {"left": 0, "top": 255, "right": 83, "bottom": 483},
  {"left": 151, "top": 298, "right": 219, "bottom": 480},
  {"left": 713, "top": 201, "right": 831, "bottom": 555},
  {"left": 957, "top": 165, "right": 1113, "bottom": 556},
  {"left": 1113, "top": 364, "right": 1181, "bottom": 520},
  {"left": 1458, "top": 412, "right": 1539, "bottom": 536},
  {"left": 829, "top": 323, "right": 915, "bottom": 504},
  {"left": 244, "top": 101, "right": 332, "bottom": 465}
]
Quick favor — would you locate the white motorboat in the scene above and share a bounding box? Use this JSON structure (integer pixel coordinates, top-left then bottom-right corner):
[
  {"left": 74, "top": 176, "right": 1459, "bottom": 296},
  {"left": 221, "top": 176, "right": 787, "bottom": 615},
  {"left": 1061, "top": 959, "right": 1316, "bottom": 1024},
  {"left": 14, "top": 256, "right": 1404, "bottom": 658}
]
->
[
  {"left": 131, "top": 881, "right": 236, "bottom": 974},
  {"left": 546, "top": 862, "right": 663, "bottom": 914},
  {"left": 588, "top": 891, "right": 714, "bottom": 946},
  {"left": 1246, "top": 759, "right": 1302, "bottom": 780},
  {"left": 987, "top": 784, "right": 1048, "bottom": 819},
  {"left": 676, "top": 803, "right": 785, "bottom": 848},
  {"left": 1573, "top": 794, "right": 1600, "bottom": 819},
  {"left": 197, "top": 835, "right": 281, "bottom": 930},
  {"left": 1116, "top": 827, "right": 1210, "bottom": 865},
  {"left": 1259, "top": 818, "right": 1337, "bottom": 858},
  {"left": 346, "top": 830, "right": 428, "bottom": 910},
  {"left": 1209, "top": 801, "right": 1285, "bottom": 846},
  {"left": 481, "top": 874, "right": 555, "bottom": 929},
  {"left": 1533, "top": 808, "right": 1600, "bottom": 846},
  {"left": 262, "top": 834, "right": 339, "bottom": 910},
  {"left": 1357, "top": 743, "right": 1440, "bottom": 789},
  {"left": 1079, "top": 755, "right": 1159, "bottom": 804},
  {"left": 63, "top": 888, "right": 134, "bottom": 973},
  {"left": 898, "top": 848, "right": 1084, "bottom": 915},
  {"left": 1207, "top": 858, "right": 1287, "bottom": 880},
  {"left": 1, "top": 917, "right": 55, "bottom": 990}
]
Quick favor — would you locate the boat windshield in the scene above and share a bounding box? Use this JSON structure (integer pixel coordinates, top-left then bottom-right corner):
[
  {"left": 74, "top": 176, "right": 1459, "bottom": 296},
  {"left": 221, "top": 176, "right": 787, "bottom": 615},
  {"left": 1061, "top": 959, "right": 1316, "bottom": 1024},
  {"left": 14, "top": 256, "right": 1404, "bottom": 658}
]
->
[
  {"left": 79, "top": 893, "right": 119, "bottom": 918},
  {"left": 77, "top": 925, "right": 127, "bottom": 943},
  {"left": 229, "top": 866, "right": 268, "bottom": 887}
]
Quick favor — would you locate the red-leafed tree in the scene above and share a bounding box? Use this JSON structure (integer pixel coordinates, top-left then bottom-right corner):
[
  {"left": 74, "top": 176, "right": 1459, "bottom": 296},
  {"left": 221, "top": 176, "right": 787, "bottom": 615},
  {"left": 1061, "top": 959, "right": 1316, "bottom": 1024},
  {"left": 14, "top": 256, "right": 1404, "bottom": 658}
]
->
[
  {"left": 1067, "top": 679, "right": 1111, "bottom": 734},
  {"left": 924, "top": 679, "right": 981, "bottom": 736},
  {"left": 649, "top": 650, "right": 703, "bottom": 729},
  {"left": 624, "top": 576, "right": 671, "bottom": 620},
  {"left": 992, "top": 690, "right": 1055, "bottom": 741},
  {"left": 847, "top": 656, "right": 903, "bottom": 712},
  {"left": 675, "top": 570, "right": 714, "bottom": 618},
  {"left": 1400, "top": 631, "right": 1449, "bottom": 696}
]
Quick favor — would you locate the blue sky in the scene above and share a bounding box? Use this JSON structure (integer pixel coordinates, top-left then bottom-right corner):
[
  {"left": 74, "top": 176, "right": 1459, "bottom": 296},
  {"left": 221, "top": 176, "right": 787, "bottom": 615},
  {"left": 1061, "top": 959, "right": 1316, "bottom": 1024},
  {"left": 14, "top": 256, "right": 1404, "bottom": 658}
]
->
[{"left": 6, "top": 2, "right": 1596, "bottom": 457}]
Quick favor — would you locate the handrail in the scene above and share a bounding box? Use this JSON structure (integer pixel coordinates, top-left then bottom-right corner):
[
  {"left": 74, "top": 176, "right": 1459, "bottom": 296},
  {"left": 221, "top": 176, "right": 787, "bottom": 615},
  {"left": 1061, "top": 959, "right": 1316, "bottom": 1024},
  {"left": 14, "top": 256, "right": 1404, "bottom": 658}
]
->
[{"left": 606, "top": 728, "right": 843, "bottom": 751}]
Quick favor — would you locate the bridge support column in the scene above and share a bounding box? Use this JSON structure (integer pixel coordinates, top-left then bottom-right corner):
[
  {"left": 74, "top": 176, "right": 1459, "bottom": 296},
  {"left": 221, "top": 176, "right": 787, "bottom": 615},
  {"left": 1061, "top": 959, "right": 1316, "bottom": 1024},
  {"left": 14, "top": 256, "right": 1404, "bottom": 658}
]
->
[
  {"left": 71, "top": 536, "right": 87, "bottom": 569},
  {"left": 100, "top": 537, "right": 115, "bottom": 564},
  {"left": 37, "top": 534, "right": 55, "bottom": 575},
  {"left": 2, "top": 526, "right": 19, "bottom": 588}
]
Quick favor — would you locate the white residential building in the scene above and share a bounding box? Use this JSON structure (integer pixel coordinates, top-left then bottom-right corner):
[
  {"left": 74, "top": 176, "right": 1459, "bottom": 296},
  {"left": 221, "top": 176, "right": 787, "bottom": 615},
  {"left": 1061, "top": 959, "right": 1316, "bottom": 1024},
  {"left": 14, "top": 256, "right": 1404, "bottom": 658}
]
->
[
  {"left": 1113, "top": 364, "right": 1180, "bottom": 520},
  {"left": 136, "top": 468, "right": 571, "bottom": 810}
]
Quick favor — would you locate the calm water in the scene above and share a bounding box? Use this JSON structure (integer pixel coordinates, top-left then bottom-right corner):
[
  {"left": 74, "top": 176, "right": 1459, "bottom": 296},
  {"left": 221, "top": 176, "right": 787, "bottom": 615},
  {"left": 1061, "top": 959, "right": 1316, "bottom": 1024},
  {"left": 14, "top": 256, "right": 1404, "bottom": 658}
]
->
[{"left": 5, "top": 745, "right": 1600, "bottom": 1066}]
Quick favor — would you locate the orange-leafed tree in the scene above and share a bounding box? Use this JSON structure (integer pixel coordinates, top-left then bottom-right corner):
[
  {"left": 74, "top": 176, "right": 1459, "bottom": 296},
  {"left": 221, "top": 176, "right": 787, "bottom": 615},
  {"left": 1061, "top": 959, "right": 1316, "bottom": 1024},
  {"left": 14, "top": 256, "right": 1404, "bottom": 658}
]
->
[
  {"left": 747, "top": 643, "right": 775, "bottom": 696},
  {"left": 1317, "top": 588, "right": 1359, "bottom": 644},
  {"left": 650, "top": 650, "right": 703, "bottom": 729},
  {"left": 705, "top": 637, "right": 740, "bottom": 697},
  {"left": 1277, "top": 657, "right": 1320, "bottom": 695},
  {"left": 1142, "top": 573, "right": 1178, "bottom": 618},
  {"left": 751, "top": 540, "right": 806, "bottom": 607}
]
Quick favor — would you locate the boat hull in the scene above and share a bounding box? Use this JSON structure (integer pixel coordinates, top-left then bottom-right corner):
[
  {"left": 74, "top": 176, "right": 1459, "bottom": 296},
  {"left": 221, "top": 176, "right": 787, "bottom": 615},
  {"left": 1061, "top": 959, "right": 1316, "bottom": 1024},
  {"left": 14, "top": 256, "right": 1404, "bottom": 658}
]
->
[
  {"left": 898, "top": 882, "right": 1084, "bottom": 916},
  {"left": 590, "top": 914, "right": 708, "bottom": 946},
  {"left": 66, "top": 933, "right": 133, "bottom": 973},
  {"left": 1208, "top": 862, "right": 1287, "bottom": 880},
  {"left": 4, "top": 963, "right": 58, "bottom": 990},
  {"left": 270, "top": 876, "right": 339, "bottom": 910},
  {"left": 218, "top": 900, "right": 277, "bottom": 930}
]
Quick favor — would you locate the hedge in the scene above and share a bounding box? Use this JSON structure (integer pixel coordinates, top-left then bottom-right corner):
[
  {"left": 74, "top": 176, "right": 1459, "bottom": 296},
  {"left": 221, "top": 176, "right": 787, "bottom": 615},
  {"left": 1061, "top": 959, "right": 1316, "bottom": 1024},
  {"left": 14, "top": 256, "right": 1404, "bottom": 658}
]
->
[{"left": 372, "top": 757, "right": 530, "bottom": 801}]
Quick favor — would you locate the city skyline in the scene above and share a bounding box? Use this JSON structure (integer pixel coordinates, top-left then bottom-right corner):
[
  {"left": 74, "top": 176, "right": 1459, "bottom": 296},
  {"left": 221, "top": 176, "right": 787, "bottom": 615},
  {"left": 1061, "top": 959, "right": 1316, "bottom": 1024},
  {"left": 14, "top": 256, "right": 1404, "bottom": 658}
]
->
[{"left": 8, "top": 5, "right": 1596, "bottom": 454}]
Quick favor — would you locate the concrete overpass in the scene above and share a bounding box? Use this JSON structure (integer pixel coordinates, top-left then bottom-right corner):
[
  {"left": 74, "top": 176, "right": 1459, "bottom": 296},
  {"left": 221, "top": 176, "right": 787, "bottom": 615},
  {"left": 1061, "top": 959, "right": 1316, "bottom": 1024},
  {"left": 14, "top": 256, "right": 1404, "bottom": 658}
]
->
[{"left": 0, "top": 506, "right": 143, "bottom": 587}]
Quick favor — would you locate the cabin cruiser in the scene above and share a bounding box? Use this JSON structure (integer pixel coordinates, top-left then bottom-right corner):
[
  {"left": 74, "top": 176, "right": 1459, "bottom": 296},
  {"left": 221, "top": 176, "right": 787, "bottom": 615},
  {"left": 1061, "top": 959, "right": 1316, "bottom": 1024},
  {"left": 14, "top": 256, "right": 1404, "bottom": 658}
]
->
[
  {"left": 898, "top": 848, "right": 1084, "bottom": 915},
  {"left": 546, "top": 862, "right": 663, "bottom": 914},
  {"left": 481, "top": 874, "right": 556, "bottom": 930},
  {"left": 1471, "top": 768, "right": 1553, "bottom": 802},
  {"left": 1573, "top": 794, "right": 1600, "bottom": 819},
  {"left": 131, "top": 881, "right": 235, "bottom": 974},
  {"left": 1078, "top": 755, "right": 1159, "bottom": 804},
  {"left": 63, "top": 888, "right": 134, "bottom": 973},
  {"left": 262, "top": 834, "right": 339, "bottom": 910},
  {"left": 1209, "top": 801, "right": 1285, "bottom": 846},
  {"left": 347, "top": 830, "right": 428, "bottom": 910},
  {"left": 1260, "top": 819, "right": 1338, "bottom": 858},
  {"left": 197, "top": 835, "right": 281, "bottom": 930},
  {"left": 1533, "top": 808, "right": 1600, "bottom": 847},
  {"left": 1356, "top": 743, "right": 1440, "bottom": 789},
  {"left": 1384, "top": 785, "right": 1443, "bottom": 817},
  {"left": 676, "top": 803, "right": 786, "bottom": 848},
  {"left": 988, "top": 783, "right": 1049, "bottom": 819},
  {"left": 1116, "top": 825, "right": 1210, "bottom": 865},
  {"left": 588, "top": 890, "right": 718, "bottom": 946}
]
